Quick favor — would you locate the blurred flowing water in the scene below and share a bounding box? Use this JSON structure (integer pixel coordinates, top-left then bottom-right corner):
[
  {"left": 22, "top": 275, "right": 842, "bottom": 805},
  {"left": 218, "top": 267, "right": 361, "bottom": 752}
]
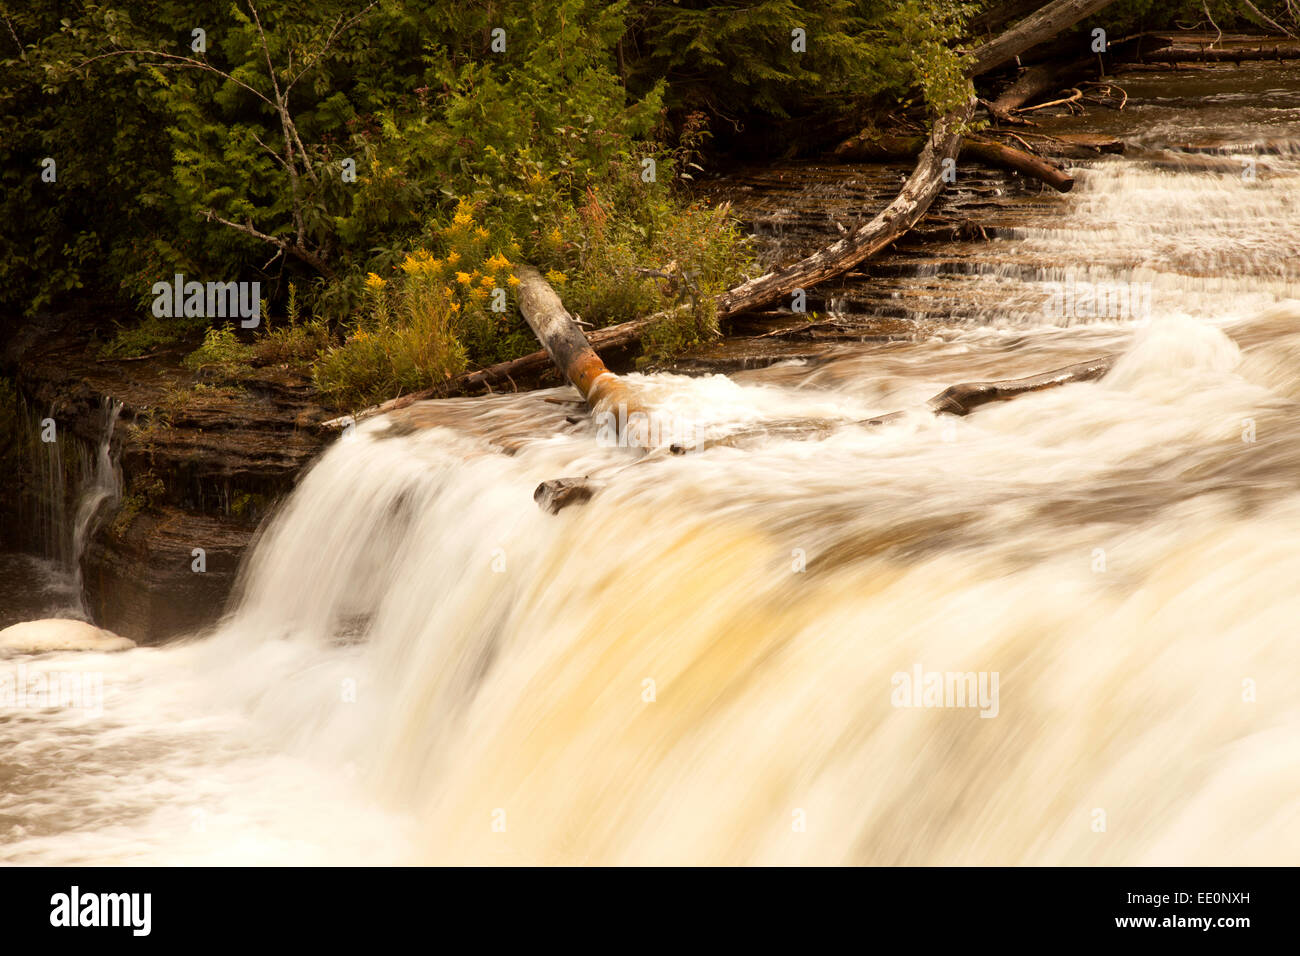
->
[{"left": 3, "top": 67, "right": 1300, "bottom": 864}]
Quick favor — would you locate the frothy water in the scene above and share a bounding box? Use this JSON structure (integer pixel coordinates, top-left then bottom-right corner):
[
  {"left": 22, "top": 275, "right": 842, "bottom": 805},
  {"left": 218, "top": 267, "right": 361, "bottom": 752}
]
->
[{"left": 4, "top": 142, "right": 1300, "bottom": 865}]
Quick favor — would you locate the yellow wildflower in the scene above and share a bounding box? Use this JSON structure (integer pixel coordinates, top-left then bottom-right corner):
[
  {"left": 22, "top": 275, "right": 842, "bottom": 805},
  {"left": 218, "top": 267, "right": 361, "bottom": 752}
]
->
[
  {"left": 507, "top": 275, "right": 520, "bottom": 287},
  {"left": 446, "top": 251, "right": 461, "bottom": 265},
  {"left": 546, "top": 269, "right": 567, "bottom": 286},
  {"left": 474, "top": 226, "right": 489, "bottom": 240},
  {"left": 456, "top": 271, "right": 473, "bottom": 285},
  {"left": 364, "top": 272, "right": 386, "bottom": 291},
  {"left": 485, "top": 253, "right": 511, "bottom": 273}
]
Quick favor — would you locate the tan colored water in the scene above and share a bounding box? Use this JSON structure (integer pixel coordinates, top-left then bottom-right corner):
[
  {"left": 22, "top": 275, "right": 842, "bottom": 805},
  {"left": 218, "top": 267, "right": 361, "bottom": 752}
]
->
[{"left": 3, "top": 66, "right": 1299, "bottom": 865}]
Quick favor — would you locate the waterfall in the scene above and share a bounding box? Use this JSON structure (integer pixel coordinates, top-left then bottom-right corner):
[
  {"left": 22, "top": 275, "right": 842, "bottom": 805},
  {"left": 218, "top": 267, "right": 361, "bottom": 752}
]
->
[{"left": 3, "top": 119, "right": 1300, "bottom": 865}]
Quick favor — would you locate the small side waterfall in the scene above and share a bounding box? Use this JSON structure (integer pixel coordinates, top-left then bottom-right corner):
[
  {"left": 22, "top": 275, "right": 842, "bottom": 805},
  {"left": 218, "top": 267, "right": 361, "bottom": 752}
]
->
[
  {"left": 16, "top": 397, "right": 123, "bottom": 616},
  {"left": 23, "top": 399, "right": 73, "bottom": 566},
  {"left": 68, "top": 399, "right": 124, "bottom": 600}
]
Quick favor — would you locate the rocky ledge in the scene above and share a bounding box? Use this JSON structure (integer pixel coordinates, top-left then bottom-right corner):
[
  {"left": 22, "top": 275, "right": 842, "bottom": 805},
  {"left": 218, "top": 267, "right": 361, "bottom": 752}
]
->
[{"left": 3, "top": 310, "right": 331, "bottom": 643}]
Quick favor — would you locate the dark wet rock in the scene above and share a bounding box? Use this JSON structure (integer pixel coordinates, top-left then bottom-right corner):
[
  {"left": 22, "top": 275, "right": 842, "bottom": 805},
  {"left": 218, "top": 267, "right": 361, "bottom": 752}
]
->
[{"left": 535, "top": 477, "right": 603, "bottom": 513}]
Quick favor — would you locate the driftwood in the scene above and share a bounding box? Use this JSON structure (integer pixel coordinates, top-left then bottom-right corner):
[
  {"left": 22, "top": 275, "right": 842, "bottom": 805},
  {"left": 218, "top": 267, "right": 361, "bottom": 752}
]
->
[
  {"left": 716, "top": 100, "right": 973, "bottom": 317},
  {"left": 1026, "top": 132, "right": 1125, "bottom": 158},
  {"left": 863, "top": 355, "right": 1114, "bottom": 425},
  {"left": 964, "top": 136, "right": 1075, "bottom": 191},
  {"left": 988, "top": 56, "right": 1095, "bottom": 118},
  {"left": 1015, "top": 86, "right": 1084, "bottom": 113}
]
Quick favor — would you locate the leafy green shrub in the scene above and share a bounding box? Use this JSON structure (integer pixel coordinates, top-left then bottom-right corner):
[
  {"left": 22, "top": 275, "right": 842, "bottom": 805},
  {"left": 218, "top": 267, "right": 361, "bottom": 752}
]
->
[{"left": 183, "top": 326, "right": 255, "bottom": 379}]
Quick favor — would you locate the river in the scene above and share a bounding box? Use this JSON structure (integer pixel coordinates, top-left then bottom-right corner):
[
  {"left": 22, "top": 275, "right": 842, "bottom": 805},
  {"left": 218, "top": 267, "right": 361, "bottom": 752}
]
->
[{"left": 2, "top": 64, "right": 1299, "bottom": 865}]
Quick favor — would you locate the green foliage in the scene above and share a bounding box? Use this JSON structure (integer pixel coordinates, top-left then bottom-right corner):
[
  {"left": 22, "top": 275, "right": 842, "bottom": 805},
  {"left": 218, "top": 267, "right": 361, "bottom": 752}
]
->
[
  {"left": 311, "top": 314, "right": 467, "bottom": 410},
  {"left": 631, "top": 0, "right": 978, "bottom": 122},
  {"left": 100, "top": 313, "right": 210, "bottom": 358},
  {"left": 1096, "top": 0, "right": 1298, "bottom": 35},
  {"left": 183, "top": 326, "right": 255, "bottom": 378},
  {"left": 249, "top": 317, "right": 333, "bottom": 366}
]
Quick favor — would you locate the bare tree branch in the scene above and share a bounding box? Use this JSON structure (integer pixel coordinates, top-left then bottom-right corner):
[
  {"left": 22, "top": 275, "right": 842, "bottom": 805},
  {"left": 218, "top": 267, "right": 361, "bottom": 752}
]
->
[
  {"left": 1240, "top": 0, "right": 1299, "bottom": 38},
  {"left": 202, "top": 210, "right": 333, "bottom": 276}
]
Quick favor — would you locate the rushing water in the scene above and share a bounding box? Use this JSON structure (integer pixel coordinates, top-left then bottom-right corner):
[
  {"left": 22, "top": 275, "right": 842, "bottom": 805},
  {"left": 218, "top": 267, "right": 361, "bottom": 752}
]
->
[{"left": 4, "top": 71, "right": 1300, "bottom": 865}]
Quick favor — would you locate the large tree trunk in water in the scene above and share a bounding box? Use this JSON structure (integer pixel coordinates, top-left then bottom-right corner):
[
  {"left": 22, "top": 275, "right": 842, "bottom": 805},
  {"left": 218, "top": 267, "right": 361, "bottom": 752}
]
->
[
  {"left": 963, "top": 135, "right": 1075, "bottom": 191},
  {"left": 512, "top": 264, "right": 641, "bottom": 416},
  {"left": 965, "top": 0, "right": 1120, "bottom": 77}
]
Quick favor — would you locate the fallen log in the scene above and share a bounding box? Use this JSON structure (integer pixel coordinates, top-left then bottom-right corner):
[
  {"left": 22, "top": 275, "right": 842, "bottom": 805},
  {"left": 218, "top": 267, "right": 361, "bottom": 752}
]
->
[
  {"left": 512, "top": 264, "right": 642, "bottom": 417},
  {"left": 1138, "top": 42, "right": 1300, "bottom": 62},
  {"left": 717, "top": 99, "right": 974, "bottom": 316},
  {"left": 964, "top": 0, "right": 1122, "bottom": 77},
  {"left": 833, "top": 130, "right": 1074, "bottom": 192},
  {"left": 1026, "top": 132, "right": 1125, "bottom": 158},
  {"left": 863, "top": 355, "right": 1115, "bottom": 424},
  {"left": 968, "top": 0, "right": 1050, "bottom": 40},
  {"left": 988, "top": 55, "right": 1095, "bottom": 118},
  {"left": 963, "top": 135, "right": 1075, "bottom": 191}
]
